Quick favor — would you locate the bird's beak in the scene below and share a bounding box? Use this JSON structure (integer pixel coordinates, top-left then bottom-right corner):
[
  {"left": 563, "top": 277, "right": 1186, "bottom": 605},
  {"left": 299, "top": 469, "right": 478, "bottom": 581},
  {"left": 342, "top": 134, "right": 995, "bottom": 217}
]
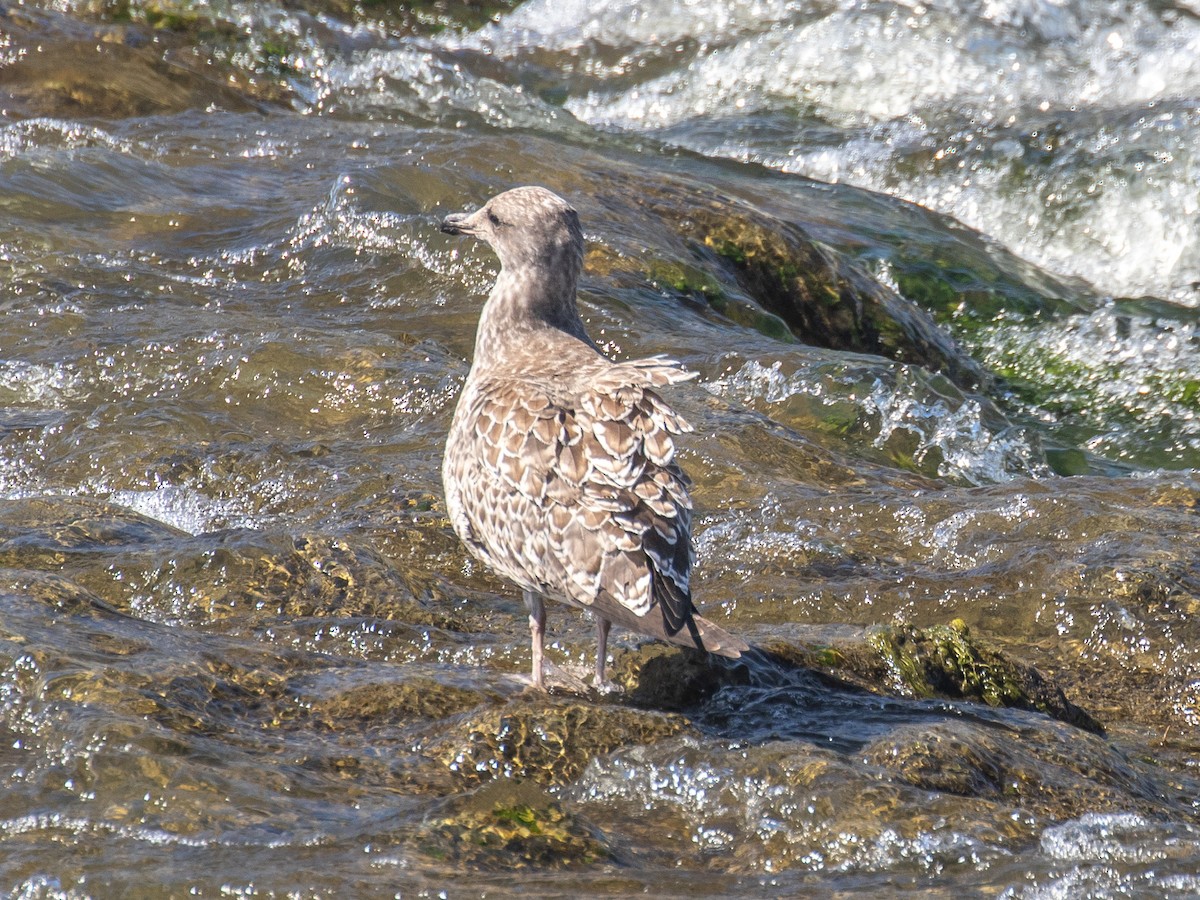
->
[{"left": 440, "top": 211, "right": 475, "bottom": 236}]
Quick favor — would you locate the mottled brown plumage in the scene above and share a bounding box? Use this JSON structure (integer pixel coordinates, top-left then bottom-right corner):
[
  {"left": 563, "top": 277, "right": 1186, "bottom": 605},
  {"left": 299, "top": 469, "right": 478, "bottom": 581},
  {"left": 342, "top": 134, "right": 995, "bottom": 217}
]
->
[{"left": 440, "top": 186, "right": 747, "bottom": 689}]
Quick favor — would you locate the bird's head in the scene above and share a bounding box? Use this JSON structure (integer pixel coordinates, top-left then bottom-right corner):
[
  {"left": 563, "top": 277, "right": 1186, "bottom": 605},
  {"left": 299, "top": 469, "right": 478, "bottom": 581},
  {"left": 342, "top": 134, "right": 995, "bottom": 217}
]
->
[{"left": 441, "top": 186, "right": 583, "bottom": 277}]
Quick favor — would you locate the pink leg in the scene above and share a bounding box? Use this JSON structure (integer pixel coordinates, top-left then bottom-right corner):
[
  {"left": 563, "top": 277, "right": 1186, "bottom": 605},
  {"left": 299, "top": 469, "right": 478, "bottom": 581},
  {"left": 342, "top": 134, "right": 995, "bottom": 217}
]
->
[
  {"left": 524, "top": 591, "right": 546, "bottom": 690},
  {"left": 595, "top": 616, "right": 611, "bottom": 687}
]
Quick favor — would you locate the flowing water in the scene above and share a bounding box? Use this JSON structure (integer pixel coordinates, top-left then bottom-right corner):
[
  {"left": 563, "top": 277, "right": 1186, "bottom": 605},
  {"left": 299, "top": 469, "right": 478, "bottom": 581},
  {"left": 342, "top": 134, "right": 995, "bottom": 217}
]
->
[{"left": 2, "top": 0, "right": 1200, "bottom": 896}]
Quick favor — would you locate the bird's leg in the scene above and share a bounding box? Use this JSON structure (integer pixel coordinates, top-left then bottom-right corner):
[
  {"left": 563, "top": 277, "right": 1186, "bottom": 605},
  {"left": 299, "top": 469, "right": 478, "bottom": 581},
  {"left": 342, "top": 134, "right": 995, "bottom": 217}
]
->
[
  {"left": 594, "top": 616, "right": 611, "bottom": 688},
  {"left": 524, "top": 590, "right": 546, "bottom": 690}
]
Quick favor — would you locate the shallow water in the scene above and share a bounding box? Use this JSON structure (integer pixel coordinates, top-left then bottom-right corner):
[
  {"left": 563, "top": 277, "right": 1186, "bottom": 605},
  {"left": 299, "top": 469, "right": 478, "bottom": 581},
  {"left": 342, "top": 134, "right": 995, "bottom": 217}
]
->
[{"left": 1, "top": 0, "right": 1200, "bottom": 897}]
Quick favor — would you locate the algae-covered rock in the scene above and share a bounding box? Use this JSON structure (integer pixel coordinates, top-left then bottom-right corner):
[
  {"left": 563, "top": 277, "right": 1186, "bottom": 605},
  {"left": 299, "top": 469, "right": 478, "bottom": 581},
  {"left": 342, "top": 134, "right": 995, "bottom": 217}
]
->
[
  {"left": 629, "top": 187, "right": 991, "bottom": 392},
  {"left": 863, "top": 620, "right": 1102, "bottom": 732},
  {"left": 642, "top": 255, "right": 798, "bottom": 344},
  {"left": 425, "top": 696, "right": 692, "bottom": 786},
  {"left": 422, "top": 779, "right": 610, "bottom": 869},
  {"left": 757, "top": 619, "right": 1101, "bottom": 733}
]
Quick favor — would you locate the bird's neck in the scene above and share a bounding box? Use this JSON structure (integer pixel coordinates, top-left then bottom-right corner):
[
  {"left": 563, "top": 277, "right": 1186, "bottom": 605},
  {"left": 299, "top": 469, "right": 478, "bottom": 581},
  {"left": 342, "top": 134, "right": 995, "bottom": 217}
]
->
[{"left": 472, "top": 265, "right": 591, "bottom": 370}]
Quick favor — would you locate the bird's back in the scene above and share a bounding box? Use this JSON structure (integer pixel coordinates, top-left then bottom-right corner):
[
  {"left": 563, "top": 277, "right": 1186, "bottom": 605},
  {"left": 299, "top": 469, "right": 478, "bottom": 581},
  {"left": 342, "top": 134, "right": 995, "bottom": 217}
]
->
[{"left": 443, "top": 335, "right": 704, "bottom": 638}]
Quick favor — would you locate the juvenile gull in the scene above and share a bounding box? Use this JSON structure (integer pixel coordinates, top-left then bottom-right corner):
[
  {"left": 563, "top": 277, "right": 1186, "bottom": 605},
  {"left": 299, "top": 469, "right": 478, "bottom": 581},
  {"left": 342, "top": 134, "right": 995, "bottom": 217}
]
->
[{"left": 440, "top": 185, "right": 748, "bottom": 690}]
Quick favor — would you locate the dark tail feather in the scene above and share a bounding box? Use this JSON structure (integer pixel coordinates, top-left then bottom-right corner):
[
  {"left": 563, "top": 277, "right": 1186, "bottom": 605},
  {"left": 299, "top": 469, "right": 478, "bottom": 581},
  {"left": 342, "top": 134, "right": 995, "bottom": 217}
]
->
[
  {"left": 652, "top": 568, "right": 692, "bottom": 637},
  {"left": 591, "top": 574, "right": 750, "bottom": 660},
  {"left": 683, "top": 612, "right": 706, "bottom": 653},
  {"left": 652, "top": 570, "right": 748, "bottom": 659}
]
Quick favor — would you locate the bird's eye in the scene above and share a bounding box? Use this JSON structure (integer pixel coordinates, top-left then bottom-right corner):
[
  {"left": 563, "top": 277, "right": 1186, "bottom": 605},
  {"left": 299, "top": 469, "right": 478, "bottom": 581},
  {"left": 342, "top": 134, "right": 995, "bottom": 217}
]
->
[{"left": 487, "top": 211, "right": 501, "bottom": 226}]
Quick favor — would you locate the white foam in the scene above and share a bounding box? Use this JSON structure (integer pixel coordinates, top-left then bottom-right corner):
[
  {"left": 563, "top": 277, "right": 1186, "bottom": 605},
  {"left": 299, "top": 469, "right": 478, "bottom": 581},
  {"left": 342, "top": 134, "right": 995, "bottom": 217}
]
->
[
  {"left": 457, "top": 0, "right": 792, "bottom": 57},
  {"left": 707, "top": 359, "right": 1048, "bottom": 483},
  {"left": 498, "top": 0, "right": 1200, "bottom": 301},
  {"left": 999, "top": 813, "right": 1200, "bottom": 898},
  {"left": 0, "top": 361, "right": 78, "bottom": 407},
  {"left": 976, "top": 304, "right": 1200, "bottom": 461},
  {"left": 107, "top": 485, "right": 262, "bottom": 536}
]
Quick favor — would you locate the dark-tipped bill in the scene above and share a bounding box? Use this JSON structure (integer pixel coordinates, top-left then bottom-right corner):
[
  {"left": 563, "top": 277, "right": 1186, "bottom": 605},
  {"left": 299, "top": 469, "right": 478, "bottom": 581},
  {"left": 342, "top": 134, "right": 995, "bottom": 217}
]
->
[{"left": 440, "top": 212, "right": 474, "bottom": 235}]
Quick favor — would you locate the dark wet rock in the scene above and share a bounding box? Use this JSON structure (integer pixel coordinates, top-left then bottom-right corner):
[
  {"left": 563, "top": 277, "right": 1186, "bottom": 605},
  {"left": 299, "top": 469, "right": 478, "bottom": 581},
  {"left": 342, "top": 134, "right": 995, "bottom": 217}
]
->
[
  {"left": 280, "top": 0, "right": 523, "bottom": 34},
  {"left": 762, "top": 620, "right": 1101, "bottom": 733},
  {"left": 11, "top": 0, "right": 521, "bottom": 116},
  {"left": 586, "top": 619, "right": 1099, "bottom": 733},
  {"left": 422, "top": 779, "right": 611, "bottom": 870},
  {"left": 423, "top": 696, "right": 693, "bottom": 786},
  {"left": 610, "top": 642, "right": 748, "bottom": 711},
  {"left": 0, "top": 39, "right": 264, "bottom": 118}
]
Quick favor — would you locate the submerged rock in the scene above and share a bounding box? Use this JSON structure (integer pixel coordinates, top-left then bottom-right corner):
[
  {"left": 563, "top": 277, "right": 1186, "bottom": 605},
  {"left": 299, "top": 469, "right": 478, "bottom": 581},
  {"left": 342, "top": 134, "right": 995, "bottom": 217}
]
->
[
  {"left": 423, "top": 779, "right": 611, "bottom": 870},
  {"left": 863, "top": 718, "right": 1184, "bottom": 822},
  {"left": 0, "top": 7, "right": 290, "bottom": 117},
  {"left": 568, "top": 734, "right": 1041, "bottom": 874},
  {"left": 0, "top": 496, "right": 189, "bottom": 562},
  {"left": 309, "top": 676, "right": 498, "bottom": 728},
  {"left": 424, "top": 696, "right": 693, "bottom": 786}
]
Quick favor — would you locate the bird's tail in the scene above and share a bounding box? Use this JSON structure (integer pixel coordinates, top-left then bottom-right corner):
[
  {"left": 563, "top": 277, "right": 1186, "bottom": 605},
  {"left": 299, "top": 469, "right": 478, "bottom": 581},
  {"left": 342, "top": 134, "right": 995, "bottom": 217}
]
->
[
  {"left": 591, "top": 593, "right": 749, "bottom": 660},
  {"left": 650, "top": 569, "right": 749, "bottom": 659},
  {"left": 675, "top": 613, "right": 749, "bottom": 659}
]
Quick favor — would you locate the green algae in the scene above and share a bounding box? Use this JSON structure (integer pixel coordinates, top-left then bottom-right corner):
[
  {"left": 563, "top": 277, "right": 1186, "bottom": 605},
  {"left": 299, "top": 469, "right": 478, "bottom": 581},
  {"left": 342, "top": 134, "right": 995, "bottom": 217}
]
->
[
  {"left": 642, "top": 257, "right": 797, "bottom": 343},
  {"left": 891, "top": 264, "right": 1089, "bottom": 332},
  {"left": 865, "top": 620, "right": 1102, "bottom": 732}
]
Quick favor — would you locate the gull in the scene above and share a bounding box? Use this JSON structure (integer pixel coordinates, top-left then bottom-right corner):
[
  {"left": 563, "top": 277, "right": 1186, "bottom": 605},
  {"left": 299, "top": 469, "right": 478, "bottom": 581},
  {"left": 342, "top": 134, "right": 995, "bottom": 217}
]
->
[{"left": 440, "top": 185, "right": 747, "bottom": 690}]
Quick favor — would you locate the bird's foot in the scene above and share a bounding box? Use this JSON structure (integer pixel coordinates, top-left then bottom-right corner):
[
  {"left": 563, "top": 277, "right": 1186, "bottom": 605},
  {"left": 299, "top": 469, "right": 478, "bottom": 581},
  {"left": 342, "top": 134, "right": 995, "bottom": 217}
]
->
[{"left": 591, "top": 677, "right": 622, "bottom": 696}]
